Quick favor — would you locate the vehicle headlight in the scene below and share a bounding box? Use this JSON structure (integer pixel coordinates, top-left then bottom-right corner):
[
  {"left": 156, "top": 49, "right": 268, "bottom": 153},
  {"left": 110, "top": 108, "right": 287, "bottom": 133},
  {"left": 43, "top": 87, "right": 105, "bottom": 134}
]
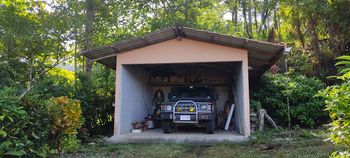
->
[{"left": 166, "top": 105, "right": 172, "bottom": 111}]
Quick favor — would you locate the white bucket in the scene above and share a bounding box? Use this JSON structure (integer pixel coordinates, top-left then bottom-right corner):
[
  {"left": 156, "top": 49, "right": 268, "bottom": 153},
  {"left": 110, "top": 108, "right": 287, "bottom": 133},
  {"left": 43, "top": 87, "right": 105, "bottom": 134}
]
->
[{"left": 147, "top": 120, "right": 154, "bottom": 129}]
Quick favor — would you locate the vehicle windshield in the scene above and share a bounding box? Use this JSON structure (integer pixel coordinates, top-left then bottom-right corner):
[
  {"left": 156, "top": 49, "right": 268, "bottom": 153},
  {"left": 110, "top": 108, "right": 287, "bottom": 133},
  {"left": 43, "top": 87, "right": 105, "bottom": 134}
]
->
[{"left": 169, "top": 86, "right": 214, "bottom": 101}]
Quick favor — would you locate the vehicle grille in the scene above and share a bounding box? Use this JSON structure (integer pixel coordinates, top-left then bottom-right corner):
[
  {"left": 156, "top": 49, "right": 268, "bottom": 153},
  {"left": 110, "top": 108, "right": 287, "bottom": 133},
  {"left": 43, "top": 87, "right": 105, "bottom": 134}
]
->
[{"left": 175, "top": 102, "right": 197, "bottom": 112}]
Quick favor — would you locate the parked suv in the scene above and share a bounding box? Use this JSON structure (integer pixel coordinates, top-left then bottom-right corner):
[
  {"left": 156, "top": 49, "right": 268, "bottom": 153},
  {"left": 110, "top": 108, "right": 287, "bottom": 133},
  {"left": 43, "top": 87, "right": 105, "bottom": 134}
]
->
[{"left": 160, "top": 86, "right": 216, "bottom": 134}]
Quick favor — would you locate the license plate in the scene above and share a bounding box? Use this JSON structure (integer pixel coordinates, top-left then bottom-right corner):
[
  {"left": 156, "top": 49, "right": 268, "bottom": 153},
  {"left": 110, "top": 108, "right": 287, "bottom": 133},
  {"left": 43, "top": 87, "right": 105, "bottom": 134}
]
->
[{"left": 180, "top": 115, "right": 191, "bottom": 120}]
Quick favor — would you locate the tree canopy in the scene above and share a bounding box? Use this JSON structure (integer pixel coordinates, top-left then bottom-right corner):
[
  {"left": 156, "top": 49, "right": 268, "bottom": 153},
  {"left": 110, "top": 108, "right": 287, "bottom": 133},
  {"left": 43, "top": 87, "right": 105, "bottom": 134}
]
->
[{"left": 1, "top": 0, "right": 350, "bottom": 91}]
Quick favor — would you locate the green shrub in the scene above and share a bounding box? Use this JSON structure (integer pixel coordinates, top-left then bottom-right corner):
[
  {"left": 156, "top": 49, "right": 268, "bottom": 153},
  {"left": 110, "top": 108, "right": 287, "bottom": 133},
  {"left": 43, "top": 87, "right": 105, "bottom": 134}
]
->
[
  {"left": 0, "top": 91, "right": 83, "bottom": 156},
  {"left": 48, "top": 96, "right": 83, "bottom": 152},
  {"left": 0, "top": 88, "right": 29, "bottom": 157},
  {"left": 30, "top": 67, "right": 75, "bottom": 99},
  {"left": 252, "top": 73, "right": 326, "bottom": 127},
  {"left": 61, "top": 135, "right": 81, "bottom": 153},
  {"left": 74, "top": 67, "right": 115, "bottom": 136},
  {"left": 250, "top": 99, "right": 262, "bottom": 111},
  {"left": 0, "top": 88, "right": 52, "bottom": 157},
  {"left": 0, "top": 66, "right": 113, "bottom": 155},
  {"left": 318, "top": 56, "right": 350, "bottom": 157}
]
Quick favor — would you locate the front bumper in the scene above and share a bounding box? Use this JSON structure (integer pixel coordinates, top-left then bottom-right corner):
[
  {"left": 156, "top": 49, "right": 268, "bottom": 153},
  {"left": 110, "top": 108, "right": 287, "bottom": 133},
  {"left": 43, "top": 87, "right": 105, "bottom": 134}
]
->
[
  {"left": 198, "top": 112, "right": 214, "bottom": 120},
  {"left": 160, "top": 112, "right": 213, "bottom": 122},
  {"left": 160, "top": 112, "right": 173, "bottom": 120}
]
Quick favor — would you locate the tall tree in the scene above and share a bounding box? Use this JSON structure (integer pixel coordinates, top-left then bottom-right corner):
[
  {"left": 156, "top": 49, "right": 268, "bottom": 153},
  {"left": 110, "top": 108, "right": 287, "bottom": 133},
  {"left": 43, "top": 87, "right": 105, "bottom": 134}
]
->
[
  {"left": 242, "top": 0, "right": 250, "bottom": 38},
  {"left": 85, "top": 0, "right": 94, "bottom": 75},
  {"left": 247, "top": 0, "right": 253, "bottom": 38}
]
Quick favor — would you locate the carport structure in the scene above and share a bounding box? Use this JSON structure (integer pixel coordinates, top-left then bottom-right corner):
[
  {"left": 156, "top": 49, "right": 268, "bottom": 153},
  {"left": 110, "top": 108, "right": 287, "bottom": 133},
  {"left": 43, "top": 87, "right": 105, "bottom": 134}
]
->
[{"left": 82, "top": 26, "right": 284, "bottom": 142}]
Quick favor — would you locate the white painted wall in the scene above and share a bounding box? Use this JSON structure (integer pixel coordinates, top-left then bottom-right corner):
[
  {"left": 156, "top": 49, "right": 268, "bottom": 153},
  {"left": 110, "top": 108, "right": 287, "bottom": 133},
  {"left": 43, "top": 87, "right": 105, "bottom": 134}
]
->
[
  {"left": 232, "top": 62, "right": 250, "bottom": 135},
  {"left": 119, "top": 65, "right": 152, "bottom": 134}
]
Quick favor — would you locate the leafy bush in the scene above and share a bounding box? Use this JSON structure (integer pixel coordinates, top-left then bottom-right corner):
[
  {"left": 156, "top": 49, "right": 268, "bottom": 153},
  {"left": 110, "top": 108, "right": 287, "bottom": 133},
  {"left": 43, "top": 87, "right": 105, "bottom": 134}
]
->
[
  {"left": 0, "top": 88, "right": 83, "bottom": 156},
  {"left": 250, "top": 99, "right": 262, "bottom": 111},
  {"left": 252, "top": 73, "right": 326, "bottom": 127},
  {"left": 48, "top": 96, "right": 83, "bottom": 152},
  {"left": 74, "top": 66, "right": 115, "bottom": 136},
  {"left": 318, "top": 56, "right": 350, "bottom": 157},
  {"left": 0, "top": 88, "right": 29, "bottom": 157},
  {"left": 0, "top": 65, "right": 114, "bottom": 157},
  {"left": 0, "top": 88, "right": 52, "bottom": 157},
  {"left": 61, "top": 135, "right": 81, "bottom": 153},
  {"left": 30, "top": 67, "right": 75, "bottom": 99}
]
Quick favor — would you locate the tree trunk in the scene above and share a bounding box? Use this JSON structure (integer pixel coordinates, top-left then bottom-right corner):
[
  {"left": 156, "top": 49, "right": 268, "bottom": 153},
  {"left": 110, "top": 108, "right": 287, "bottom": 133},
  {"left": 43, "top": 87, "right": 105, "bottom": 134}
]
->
[
  {"left": 254, "top": 1, "right": 258, "bottom": 33},
  {"left": 293, "top": 0, "right": 305, "bottom": 48},
  {"left": 85, "top": 0, "right": 94, "bottom": 75},
  {"left": 326, "top": 25, "right": 341, "bottom": 54},
  {"left": 259, "top": 0, "right": 269, "bottom": 34},
  {"left": 248, "top": 0, "right": 253, "bottom": 38},
  {"left": 242, "top": 0, "right": 250, "bottom": 38},
  {"left": 28, "top": 57, "right": 33, "bottom": 94},
  {"left": 309, "top": 17, "right": 320, "bottom": 55},
  {"left": 267, "top": 28, "right": 275, "bottom": 42},
  {"left": 74, "top": 28, "right": 78, "bottom": 91},
  {"left": 185, "top": 0, "right": 189, "bottom": 21},
  {"left": 230, "top": 0, "right": 238, "bottom": 32},
  {"left": 259, "top": 0, "right": 263, "bottom": 32},
  {"left": 273, "top": 4, "right": 281, "bottom": 42},
  {"left": 234, "top": 3, "right": 238, "bottom": 32},
  {"left": 295, "top": 18, "right": 305, "bottom": 48},
  {"left": 273, "top": 4, "right": 278, "bottom": 31}
]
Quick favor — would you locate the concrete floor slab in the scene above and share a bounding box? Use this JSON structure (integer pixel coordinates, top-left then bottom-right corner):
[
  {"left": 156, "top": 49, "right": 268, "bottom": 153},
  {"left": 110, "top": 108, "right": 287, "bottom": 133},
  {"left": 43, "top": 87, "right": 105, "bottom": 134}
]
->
[{"left": 107, "top": 129, "right": 249, "bottom": 144}]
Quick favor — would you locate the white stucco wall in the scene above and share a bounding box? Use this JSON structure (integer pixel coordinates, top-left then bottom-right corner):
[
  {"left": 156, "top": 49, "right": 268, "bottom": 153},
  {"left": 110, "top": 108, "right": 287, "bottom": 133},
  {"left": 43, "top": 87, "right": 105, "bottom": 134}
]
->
[
  {"left": 232, "top": 62, "right": 246, "bottom": 135},
  {"left": 118, "top": 65, "right": 152, "bottom": 134}
]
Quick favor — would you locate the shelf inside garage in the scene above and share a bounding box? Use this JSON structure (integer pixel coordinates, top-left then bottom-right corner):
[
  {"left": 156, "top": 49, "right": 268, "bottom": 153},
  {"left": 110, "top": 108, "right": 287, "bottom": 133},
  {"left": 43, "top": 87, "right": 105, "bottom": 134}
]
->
[{"left": 149, "top": 82, "right": 233, "bottom": 86}]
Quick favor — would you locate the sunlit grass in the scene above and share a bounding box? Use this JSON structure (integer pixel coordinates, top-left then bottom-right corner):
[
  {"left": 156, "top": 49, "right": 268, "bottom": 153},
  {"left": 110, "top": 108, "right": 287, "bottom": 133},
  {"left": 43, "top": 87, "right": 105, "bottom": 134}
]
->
[{"left": 57, "top": 129, "right": 340, "bottom": 158}]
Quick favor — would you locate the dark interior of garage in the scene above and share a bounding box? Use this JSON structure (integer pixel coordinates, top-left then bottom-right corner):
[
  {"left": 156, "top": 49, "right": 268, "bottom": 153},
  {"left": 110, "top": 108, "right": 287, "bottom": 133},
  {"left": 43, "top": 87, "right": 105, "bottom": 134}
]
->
[{"left": 120, "top": 62, "right": 245, "bottom": 135}]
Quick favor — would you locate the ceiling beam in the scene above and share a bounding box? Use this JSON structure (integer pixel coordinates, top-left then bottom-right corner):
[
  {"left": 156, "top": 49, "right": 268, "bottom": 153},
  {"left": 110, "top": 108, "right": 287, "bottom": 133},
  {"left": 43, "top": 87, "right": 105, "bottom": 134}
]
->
[{"left": 248, "top": 58, "right": 270, "bottom": 65}]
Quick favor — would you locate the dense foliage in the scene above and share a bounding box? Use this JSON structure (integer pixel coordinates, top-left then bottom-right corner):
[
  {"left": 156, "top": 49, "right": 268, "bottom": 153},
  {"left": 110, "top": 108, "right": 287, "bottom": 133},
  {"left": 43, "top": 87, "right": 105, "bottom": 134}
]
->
[
  {"left": 1, "top": 0, "right": 350, "bottom": 156},
  {"left": 252, "top": 73, "right": 326, "bottom": 128},
  {"left": 0, "top": 88, "right": 48, "bottom": 157},
  {"left": 0, "top": 89, "right": 84, "bottom": 156},
  {"left": 0, "top": 88, "right": 38, "bottom": 157},
  {"left": 318, "top": 56, "right": 350, "bottom": 157},
  {"left": 2, "top": 0, "right": 350, "bottom": 89},
  {"left": 75, "top": 67, "right": 115, "bottom": 136}
]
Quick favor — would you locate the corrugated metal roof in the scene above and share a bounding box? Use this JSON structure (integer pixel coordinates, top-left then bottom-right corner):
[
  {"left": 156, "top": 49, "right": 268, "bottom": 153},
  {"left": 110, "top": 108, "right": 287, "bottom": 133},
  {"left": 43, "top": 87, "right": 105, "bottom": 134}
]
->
[{"left": 81, "top": 26, "right": 285, "bottom": 76}]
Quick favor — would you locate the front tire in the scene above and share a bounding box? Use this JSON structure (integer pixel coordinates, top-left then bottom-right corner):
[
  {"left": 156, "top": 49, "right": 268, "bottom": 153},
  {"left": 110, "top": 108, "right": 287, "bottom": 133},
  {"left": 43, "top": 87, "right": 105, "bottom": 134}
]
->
[
  {"left": 162, "top": 120, "right": 172, "bottom": 133},
  {"left": 206, "top": 119, "right": 215, "bottom": 134}
]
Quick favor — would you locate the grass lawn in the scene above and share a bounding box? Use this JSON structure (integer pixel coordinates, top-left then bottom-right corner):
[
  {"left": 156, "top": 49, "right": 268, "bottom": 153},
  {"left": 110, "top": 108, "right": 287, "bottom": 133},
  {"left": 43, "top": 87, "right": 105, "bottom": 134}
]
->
[{"left": 58, "top": 129, "right": 340, "bottom": 158}]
